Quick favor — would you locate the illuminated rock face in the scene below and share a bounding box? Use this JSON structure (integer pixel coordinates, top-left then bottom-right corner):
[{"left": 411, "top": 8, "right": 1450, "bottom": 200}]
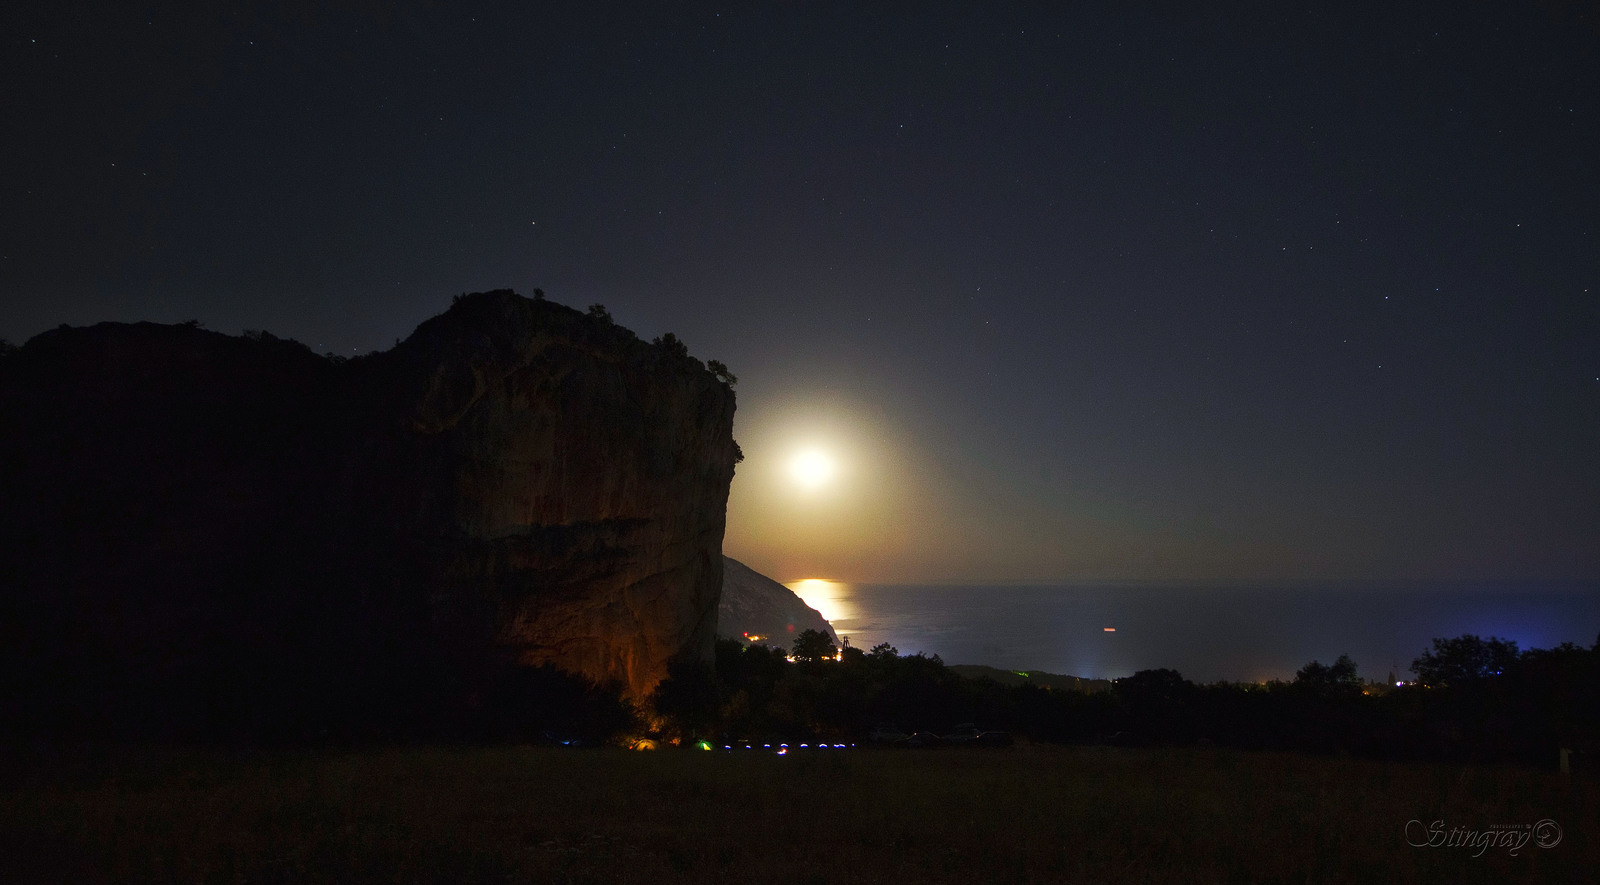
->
[
  {"left": 0, "top": 291, "right": 736, "bottom": 736},
  {"left": 390, "top": 293, "right": 738, "bottom": 696}
]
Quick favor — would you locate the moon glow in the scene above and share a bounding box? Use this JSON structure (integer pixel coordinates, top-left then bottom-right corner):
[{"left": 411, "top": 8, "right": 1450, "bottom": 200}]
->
[{"left": 788, "top": 449, "right": 836, "bottom": 491}]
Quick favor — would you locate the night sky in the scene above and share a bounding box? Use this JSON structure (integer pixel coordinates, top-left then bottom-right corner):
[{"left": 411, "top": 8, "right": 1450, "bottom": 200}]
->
[{"left": 5, "top": 2, "right": 1597, "bottom": 584}]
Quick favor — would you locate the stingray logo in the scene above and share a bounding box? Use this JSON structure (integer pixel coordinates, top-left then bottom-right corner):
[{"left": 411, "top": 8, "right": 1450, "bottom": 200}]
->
[{"left": 1404, "top": 819, "right": 1562, "bottom": 857}]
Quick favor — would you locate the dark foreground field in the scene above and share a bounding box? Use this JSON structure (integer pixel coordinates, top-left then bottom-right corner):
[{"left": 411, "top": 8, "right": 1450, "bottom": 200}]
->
[{"left": 1, "top": 743, "right": 1592, "bottom": 884}]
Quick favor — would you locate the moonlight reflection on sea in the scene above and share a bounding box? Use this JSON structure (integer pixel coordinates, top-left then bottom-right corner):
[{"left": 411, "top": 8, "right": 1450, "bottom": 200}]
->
[{"left": 786, "top": 579, "right": 858, "bottom": 625}]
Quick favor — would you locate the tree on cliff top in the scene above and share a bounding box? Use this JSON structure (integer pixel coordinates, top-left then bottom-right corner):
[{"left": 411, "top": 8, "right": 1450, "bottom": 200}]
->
[
  {"left": 652, "top": 332, "right": 689, "bottom": 359},
  {"left": 706, "top": 359, "right": 737, "bottom": 386}
]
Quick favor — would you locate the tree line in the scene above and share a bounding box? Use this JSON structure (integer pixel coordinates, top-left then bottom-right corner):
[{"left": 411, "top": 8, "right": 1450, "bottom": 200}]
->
[{"left": 641, "top": 630, "right": 1599, "bottom": 766}]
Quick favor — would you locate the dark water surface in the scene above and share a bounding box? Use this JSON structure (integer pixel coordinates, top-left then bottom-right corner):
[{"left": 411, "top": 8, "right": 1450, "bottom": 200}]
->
[{"left": 787, "top": 580, "right": 1600, "bottom": 683}]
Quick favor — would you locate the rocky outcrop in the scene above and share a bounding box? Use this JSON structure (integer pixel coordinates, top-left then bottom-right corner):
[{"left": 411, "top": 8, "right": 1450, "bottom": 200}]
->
[
  {"left": 719, "top": 556, "right": 838, "bottom": 647},
  {"left": 0, "top": 291, "right": 737, "bottom": 738}
]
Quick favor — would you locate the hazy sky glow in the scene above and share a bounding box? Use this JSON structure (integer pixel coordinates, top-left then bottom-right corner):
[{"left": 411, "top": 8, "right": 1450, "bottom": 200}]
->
[{"left": 4, "top": 2, "right": 1597, "bottom": 584}]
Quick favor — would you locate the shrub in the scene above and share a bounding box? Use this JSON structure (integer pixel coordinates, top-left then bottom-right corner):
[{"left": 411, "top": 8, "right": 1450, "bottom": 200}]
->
[
  {"left": 653, "top": 332, "right": 689, "bottom": 359},
  {"left": 706, "top": 359, "right": 738, "bottom": 386}
]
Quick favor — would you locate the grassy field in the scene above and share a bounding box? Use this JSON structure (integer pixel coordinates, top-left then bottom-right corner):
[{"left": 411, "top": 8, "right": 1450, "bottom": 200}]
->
[{"left": 0, "top": 742, "right": 1591, "bottom": 883}]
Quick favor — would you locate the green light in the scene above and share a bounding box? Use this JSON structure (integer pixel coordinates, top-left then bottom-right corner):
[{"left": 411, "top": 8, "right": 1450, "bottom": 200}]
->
[{"left": 694, "top": 739, "right": 713, "bottom": 751}]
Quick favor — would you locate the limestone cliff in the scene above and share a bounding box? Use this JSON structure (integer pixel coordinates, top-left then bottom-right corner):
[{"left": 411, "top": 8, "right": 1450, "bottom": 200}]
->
[
  {"left": 718, "top": 556, "right": 839, "bottom": 647},
  {"left": 0, "top": 291, "right": 737, "bottom": 738}
]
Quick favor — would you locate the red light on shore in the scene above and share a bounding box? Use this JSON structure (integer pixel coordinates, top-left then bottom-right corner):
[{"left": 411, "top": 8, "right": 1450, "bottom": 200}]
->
[{"left": 1103, "top": 627, "right": 1116, "bottom": 632}]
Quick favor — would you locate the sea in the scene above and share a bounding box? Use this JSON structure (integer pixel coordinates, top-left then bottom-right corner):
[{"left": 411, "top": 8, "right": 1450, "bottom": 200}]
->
[{"left": 785, "top": 580, "right": 1600, "bottom": 684}]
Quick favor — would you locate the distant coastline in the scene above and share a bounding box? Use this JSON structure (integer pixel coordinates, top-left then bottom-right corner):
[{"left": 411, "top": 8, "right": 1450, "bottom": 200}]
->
[
  {"left": 790, "top": 580, "right": 1600, "bottom": 684},
  {"left": 946, "top": 665, "right": 1113, "bottom": 693}
]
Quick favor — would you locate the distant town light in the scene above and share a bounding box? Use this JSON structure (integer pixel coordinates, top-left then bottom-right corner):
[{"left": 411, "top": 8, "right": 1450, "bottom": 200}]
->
[{"left": 1103, "top": 627, "right": 1116, "bottom": 632}]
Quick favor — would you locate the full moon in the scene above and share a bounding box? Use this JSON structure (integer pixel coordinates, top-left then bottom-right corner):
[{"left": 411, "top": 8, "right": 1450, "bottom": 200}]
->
[{"left": 788, "top": 449, "right": 836, "bottom": 491}]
